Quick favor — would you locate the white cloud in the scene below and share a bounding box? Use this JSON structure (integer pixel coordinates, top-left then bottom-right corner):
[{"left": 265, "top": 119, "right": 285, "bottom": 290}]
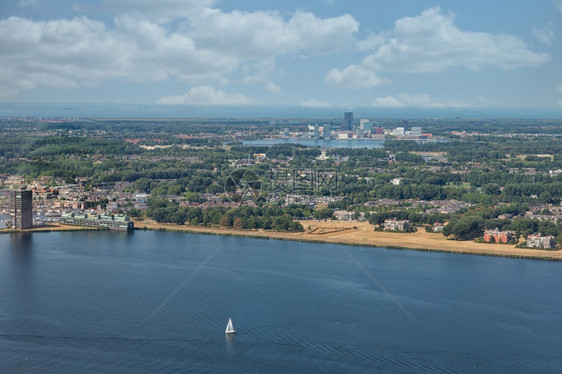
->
[
  {"left": 0, "top": 5, "right": 360, "bottom": 100},
  {"left": 0, "top": 16, "right": 141, "bottom": 98},
  {"left": 326, "top": 7, "right": 550, "bottom": 89},
  {"left": 100, "top": 0, "right": 217, "bottom": 22},
  {"left": 371, "top": 96, "right": 404, "bottom": 107},
  {"left": 325, "top": 64, "right": 383, "bottom": 88},
  {"left": 356, "top": 32, "right": 387, "bottom": 51},
  {"left": 557, "top": 85, "right": 562, "bottom": 93},
  {"left": 188, "top": 9, "right": 358, "bottom": 59},
  {"left": 301, "top": 99, "right": 331, "bottom": 107},
  {"left": 533, "top": 24, "right": 554, "bottom": 44},
  {"left": 157, "top": 85, "right": 253, "bottom": 105},
  {"left": 558, "top": 100, "right": 562, "bottom": 108},
  {"left": 372, "top": 93, "right": 470, "bottom": 107},
  {"left": 241, "top": 59, "right": 281, "bottom": 93},
  {"left": 266, "top": 82, "right": 282, "bottom": 94}
]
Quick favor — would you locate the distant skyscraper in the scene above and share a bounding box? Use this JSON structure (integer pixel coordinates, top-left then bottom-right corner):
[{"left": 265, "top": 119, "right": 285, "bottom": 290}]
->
[
  {"left": 342, "top": 112, "right": 354, "bottom": 131},
  {"left": 9, "top": 190, "right": 33, "bottom": 229},
  {"left": 402, "top": 119, "right": 409, "bottom": 132}
]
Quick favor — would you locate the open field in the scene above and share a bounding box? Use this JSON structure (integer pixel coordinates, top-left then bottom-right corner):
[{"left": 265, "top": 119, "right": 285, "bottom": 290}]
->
[{"left": 134, "top": 219, "right": 562, "bottom": 261}]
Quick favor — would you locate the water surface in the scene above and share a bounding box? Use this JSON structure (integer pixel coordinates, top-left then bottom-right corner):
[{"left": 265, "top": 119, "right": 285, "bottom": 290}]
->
[{"left": 1, "top": 231, "right": 561, "bottom": 373}]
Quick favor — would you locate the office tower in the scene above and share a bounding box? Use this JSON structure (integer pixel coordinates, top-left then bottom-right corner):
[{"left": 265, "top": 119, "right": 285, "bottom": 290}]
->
[
  {"left": 9, "top": 190, "right": 33, "bottom": 229},
  {"left": 342, "top": 112, "right": 354, "bottom": 131}
]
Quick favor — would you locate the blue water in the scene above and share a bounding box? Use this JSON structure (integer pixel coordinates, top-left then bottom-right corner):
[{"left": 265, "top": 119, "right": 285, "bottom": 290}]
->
[
  {"left": 2, "top": 103, "right": 562, "bottom": 119},
  {"left": 1, "top": 231, "right": 562, "bottom": 373},
  {"left": 243, "top": 138, "right": 385, "bottom": 149}
]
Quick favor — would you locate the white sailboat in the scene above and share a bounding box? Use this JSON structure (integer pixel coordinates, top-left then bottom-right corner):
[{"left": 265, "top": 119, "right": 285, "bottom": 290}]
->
[{"left": 225, "top": 318, "right": 236, "bottom": 334}]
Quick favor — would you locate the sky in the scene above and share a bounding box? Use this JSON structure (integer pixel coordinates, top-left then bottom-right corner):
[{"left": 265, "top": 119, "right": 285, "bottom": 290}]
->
[{"left": 1, "top": 0, "right": 562, "bottom": 108}]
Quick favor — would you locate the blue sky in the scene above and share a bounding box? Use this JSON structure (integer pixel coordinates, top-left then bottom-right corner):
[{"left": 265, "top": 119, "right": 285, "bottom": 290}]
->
[{"left": 1, "top": 0, "right": 562, "bottom": 108}]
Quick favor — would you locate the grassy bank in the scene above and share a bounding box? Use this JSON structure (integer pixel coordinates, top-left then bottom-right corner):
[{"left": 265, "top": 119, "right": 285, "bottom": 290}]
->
[{"left": 133, "top": 219, "right": 562, "bottom": 262}]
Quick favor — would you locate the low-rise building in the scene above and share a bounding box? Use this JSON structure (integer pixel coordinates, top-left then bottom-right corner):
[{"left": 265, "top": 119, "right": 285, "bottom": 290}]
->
[
  {"left": 432, "top": 222, "right": 444, "bottom": 233},
  {"left": 526, "top": 233, "right": 555, "bottom": 249},
  {"left": 383, "top": 218, "right": 410, "bottom": 232},
  {"left": 61, "top": 212, "right": 134, "bottom": 231},
  {"left": 333, "top": 210, "right": 355, "bottom": 221},
  {"left": 483, "top": 228, "right": 513, "bottom": 243}
]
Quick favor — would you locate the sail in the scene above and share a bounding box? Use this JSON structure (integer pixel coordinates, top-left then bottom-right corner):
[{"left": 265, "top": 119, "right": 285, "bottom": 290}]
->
[{"left": 225, "top": 318, "right": 236, "bottom": 333}]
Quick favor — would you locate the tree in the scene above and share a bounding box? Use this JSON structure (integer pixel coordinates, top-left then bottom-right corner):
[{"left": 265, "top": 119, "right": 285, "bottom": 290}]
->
[
  {"left": 443, "top": 216, "right": 484, "bottom": 240},
  {"left": 127, "top": 208, "right": 143, "bottom": 219},
  {"left": 233, "top": 217, "right": 244, "bottom": 229},
  {"left": 220, "top": 216, "right": 231, "bottom": 227},
  {"left": 482, "top": 183, "right": 501, "bottom": 195}
]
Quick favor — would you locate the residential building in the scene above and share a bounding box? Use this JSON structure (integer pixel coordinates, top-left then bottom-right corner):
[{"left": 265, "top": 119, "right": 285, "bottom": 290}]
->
[
  {"left": 9, "top": 190, "right": 33, "bottom": 229},
  {"left": 432, "top": 222, "right": 445, "bottom": 233},
  {"left": 526, "top": 233, "right": 556, "bottom": 249},
  {"left": 333, "top": 210, "right": 355, "bottom": 221},
  {"left": 383, "top": 218, "right": 410, "bottom": 232},
  {"left": 483, "top": 228, "right": 513, "bottom": 243},
  {"left": 60, "top": 212, "right": 134, "bottom": 231}
]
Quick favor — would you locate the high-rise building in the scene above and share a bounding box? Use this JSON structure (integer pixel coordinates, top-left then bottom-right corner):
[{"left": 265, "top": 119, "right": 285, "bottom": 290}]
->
[
  {"left": 359, "top": 119, "right": 372, "bottom": 132},
  {"left": 9, "top": 190, "right": 33, "bottom": 229},
  {"left": 322, "top": 124, "right": 330, "bottom": 139},
  {"left": 342, "top": 112, "right": 354, "bottom": 131},
  {"left": 402, "top": 119, "right": 409, "bottom": 132}
]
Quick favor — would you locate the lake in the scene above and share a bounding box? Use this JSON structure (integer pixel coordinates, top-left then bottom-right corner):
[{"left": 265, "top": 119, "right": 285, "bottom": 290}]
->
[
  {"left": 1, "top": 231, "right": 561, "bottom": 373},
  {"left": 243, "top": 138, "right": 385, "bottom": 149}
]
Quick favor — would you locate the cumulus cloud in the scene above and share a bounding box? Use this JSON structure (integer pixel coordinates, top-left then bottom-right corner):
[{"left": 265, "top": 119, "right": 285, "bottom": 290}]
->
[
  {"left": 325, "top": 64, "right": 383, "bottom": 88},
  {"left": 241, "top": 59, "right": 281, "bottom": 93},
  {"left": 265, "top": 82, "right": 282, "bottom": 94},
  {"left": 188, "top": 9, "right": 358, "bottom": 59},
  {"left": 99, "top": 0, "right": 217, "bottom": 22},
  {"left": 372, "top": 93, "right": 470, "bottom": 107},
  {"left": 301, "top": 99, "right": 331, "bottom": 107},
  {"left": 0, "top": 16, "right": 140, "bottom": 96},
  {"left": 533, "top": 24, "right": 555, "bottom": 44},
  {"left": 157, "top": 85, "right": 253, "bottom": 105},
  {"left": 0, "top": 5, "right": 359, "bottom": 100},
  {"left": 326, "top": 7, "right": 550, "bottom": 89},
  {"left": 371, "top": 96, "right": 405, "bottom": 107}
]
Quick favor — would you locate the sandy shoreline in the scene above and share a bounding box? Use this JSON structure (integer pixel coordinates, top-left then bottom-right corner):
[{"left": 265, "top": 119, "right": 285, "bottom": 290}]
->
[{"left": 134, "top": 219, "right": 562, "bottom": 261}]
